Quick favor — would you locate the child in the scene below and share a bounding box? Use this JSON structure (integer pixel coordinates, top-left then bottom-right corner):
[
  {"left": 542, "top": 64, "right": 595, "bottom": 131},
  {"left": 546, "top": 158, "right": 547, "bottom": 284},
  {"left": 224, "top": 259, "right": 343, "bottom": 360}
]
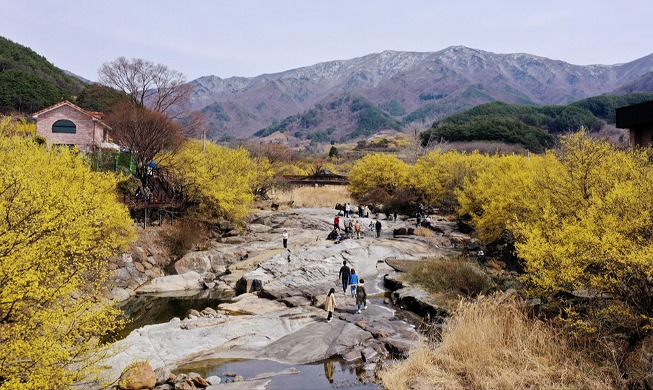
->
[
  {"left": 356, "top": 279, "right": 367, "bottom": 313},
  {"left": 349, "top": 268, "right": 359, "bottom": 297},
  {"left": 325, "top": 288, "right": 337, "bottom": 322}
]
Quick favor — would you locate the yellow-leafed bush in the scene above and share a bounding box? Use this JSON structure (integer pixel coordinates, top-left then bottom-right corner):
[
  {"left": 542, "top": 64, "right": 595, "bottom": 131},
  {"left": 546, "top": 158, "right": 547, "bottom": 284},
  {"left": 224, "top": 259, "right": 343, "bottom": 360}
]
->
[
  {"left": 0, "top": 135, "right": 135, "bottom": 389},
  {"left": 169, "top": 140, "right": 257, "bottom": 221}
]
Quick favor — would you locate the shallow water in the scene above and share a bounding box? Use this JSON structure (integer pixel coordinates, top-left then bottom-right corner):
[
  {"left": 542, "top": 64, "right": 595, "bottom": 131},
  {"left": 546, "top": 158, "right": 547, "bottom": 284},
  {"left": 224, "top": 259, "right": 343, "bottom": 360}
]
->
[
  {"left": 108, "top": 289, "right": 233, "bottom": 341},
  {"left": 174, "top": 357, "right": 379, "bottom": 389}
]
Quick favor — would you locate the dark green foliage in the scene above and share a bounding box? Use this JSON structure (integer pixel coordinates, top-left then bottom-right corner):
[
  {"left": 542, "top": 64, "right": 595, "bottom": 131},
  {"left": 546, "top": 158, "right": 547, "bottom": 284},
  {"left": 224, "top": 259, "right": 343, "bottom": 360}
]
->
[
  {"left": 424, "top": 116, "right": 556, "bottom": 152},
  {"left": 0, "top": 36, "right": 85, "bottom": 113},
  {"left": 75, "top": 84, "right": 130, "bottom": 114},
  {"left": 381, "top": 100, "right": 407, "bottom": 116},
  {"left": 300, "top": 108, "right": 321, "bottom": 128},
  {"left": 201, "top": 102, "right": 230, "bottom": 121},
  {"left": 306, "top": 130, "right": 329, "bottom": 142},
  {"left": 419, "top": 92, "right": 447, "bottom": 101},
  {"left": 349, "top": 96, "right": 401, "bottom": 138},
  {"left": 255, "top": 115, "right": 296, "bottom": 137},
  {"left": 571, "top": 92, "right": 653, "bottom": 123},
  {"left": 328, "top": 145, "right": 339, "bottom": 158},
  {"left": 0, "top": 69, "right": 66, "bottom": 113},
  {"left": 418, "top": 98, "right": 634, "bottom": 151}
]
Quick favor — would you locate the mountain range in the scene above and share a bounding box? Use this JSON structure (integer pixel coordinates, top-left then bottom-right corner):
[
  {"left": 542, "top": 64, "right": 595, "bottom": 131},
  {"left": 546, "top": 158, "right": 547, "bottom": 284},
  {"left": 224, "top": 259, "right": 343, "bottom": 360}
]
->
[{"left": 187, "top": 46, "right": 653, "bottom": 143}]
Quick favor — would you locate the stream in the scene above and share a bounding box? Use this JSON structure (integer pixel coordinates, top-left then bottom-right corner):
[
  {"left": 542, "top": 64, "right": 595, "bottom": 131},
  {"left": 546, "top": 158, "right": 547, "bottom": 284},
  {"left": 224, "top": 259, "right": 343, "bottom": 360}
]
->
[{"left": 113, "top": 290, "right": 382, "bottom": 389}]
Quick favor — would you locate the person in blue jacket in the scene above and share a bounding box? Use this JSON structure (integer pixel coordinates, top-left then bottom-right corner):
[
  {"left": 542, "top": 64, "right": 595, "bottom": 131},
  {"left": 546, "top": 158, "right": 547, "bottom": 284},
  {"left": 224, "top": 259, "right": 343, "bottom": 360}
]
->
[{"left": 349, "top": 268, "right": 359, "bottom": 297}]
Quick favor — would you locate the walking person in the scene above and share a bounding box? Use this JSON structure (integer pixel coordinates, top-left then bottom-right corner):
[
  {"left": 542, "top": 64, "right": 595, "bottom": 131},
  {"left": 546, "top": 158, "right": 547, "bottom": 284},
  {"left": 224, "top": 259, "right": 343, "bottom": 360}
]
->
[
  {"left": 282, "top": 230, "right": 289, "bottom": 248},
  {"left": 354, "top": 220, "right": 361, "bottom": 239},
  {"left": 345, "top": 203, "right": 351, "bottom": 218},
  {"left": 375, "top": 219, "right": 382, "bottom": 238},
  {"left": 349, "top": 268, "right": 359, "bottom": 297},
  {"left": 416, "top": 212, "right": 422, "bottom": 227},
  {"left": 325, "top": 288, "right": 337, "bottom": 322},
  {"left": 338, "top": 261, "right": 351, "bottom": 295},
  {"left": 393, "top": 210, "right": 398, "bottom": 222},
  {"left": 356, "top": 279, "right": 367, "bottom": 313},
  {"left": 334, "top": 214, "right": 340, "bottom": 231}
]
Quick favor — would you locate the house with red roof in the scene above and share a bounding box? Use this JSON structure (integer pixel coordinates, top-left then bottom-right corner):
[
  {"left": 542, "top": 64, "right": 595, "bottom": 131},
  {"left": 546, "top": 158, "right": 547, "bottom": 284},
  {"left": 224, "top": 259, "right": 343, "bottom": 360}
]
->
[{"left": 32, "top": 100, "right": 114, "bottom": 152}]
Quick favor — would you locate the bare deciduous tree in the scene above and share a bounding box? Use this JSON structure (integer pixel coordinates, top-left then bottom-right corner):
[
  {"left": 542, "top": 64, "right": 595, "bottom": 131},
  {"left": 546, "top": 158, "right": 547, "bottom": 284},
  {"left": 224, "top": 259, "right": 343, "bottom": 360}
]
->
[
  {"left": 98, "top": 57, "right": 193, "bottom": 114},
  {"left": 105, "top": 102, "right": 184, "bottom": 186}
]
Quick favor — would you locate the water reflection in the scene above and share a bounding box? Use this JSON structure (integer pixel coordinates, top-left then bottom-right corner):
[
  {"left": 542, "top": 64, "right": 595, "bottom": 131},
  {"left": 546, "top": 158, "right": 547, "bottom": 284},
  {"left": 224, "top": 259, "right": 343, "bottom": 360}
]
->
[
  {"left": 323, "top": 360, "right": 335, "bottom": 383},
  {"left": 175, "top": 357, "right": 376, "bottom": 390},
  {"left": 108, "top": 289, "right": 234, "bottom": 341}
]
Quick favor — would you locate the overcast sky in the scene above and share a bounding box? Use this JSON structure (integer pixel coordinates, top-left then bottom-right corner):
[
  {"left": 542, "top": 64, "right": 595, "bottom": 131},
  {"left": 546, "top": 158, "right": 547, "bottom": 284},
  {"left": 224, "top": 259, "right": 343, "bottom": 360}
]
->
[{"left": 2, "top": 0, "right": 651, "bottom": 82}]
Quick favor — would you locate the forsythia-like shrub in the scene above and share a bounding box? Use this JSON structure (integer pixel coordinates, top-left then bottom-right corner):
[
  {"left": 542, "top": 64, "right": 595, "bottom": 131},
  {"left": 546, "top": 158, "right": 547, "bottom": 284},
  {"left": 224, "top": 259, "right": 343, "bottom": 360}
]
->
[
  {"left": 348, "top": 153, "right": 411, "bottom": 198},
  {"left": 412, "top": 150, "right": 491, "bottom": 211},
  {"left": 169, "top": 140, "right": 257, "bottom": 221},
  {"left": 0, "top": 135, "right": 136, "bottom": 389}
]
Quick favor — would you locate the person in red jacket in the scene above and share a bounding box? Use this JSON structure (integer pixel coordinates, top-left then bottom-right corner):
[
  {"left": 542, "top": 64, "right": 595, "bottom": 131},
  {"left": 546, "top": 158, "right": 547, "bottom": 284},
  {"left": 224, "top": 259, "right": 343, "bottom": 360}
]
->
[{"left": 333, "top": 215, "right": 340, "bottom": 231}]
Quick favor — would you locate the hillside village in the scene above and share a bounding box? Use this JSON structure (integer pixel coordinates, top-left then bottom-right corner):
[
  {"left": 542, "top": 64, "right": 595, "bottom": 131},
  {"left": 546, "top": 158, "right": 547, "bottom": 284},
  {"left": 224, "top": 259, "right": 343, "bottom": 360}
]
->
[{"left": 4, "top": 32, "right": 653, "bottom": 390}]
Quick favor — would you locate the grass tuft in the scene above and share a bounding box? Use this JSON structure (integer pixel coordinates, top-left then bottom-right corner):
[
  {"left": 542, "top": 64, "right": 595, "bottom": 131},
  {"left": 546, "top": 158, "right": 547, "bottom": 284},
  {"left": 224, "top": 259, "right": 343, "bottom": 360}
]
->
[
  {"left": 380, "top": 295, "right": 615, "bottom": 389},
  {"left": 271, "top": 185, "right": 354, "bottom": 208}
]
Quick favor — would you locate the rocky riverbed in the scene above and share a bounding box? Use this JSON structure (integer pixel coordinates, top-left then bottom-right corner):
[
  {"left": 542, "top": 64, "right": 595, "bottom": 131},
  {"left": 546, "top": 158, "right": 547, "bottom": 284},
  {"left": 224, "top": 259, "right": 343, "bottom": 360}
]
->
[{"left": 102, "top": 207, "right": 477, "bottom": 388}]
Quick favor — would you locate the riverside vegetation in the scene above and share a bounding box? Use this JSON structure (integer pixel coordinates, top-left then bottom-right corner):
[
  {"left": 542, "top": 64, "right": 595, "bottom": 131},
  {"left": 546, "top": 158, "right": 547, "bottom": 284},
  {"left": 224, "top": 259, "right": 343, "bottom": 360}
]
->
[{"left": 3, "top": 106, "right": 653, "bottom": 388}]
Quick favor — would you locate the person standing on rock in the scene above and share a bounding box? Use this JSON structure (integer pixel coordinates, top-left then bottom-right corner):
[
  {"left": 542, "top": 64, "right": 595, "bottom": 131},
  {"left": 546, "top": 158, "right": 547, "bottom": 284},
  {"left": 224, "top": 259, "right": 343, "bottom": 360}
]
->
[
  {"left": 338, "top": 260, "right": 350, "bottom": 294},
  {"left": 354, "top": 219, "right": 361, "bottom": 239},
  {"left": 345, "top": 203, "right": 351, "bottom": 218},
  {"left": 334, "top": 214, "right": 340, "bottom": 231},
  {"left": 282, "top": 230, "right": 289, "bottom": 248},
  {"left": 375, "top": 219, "right": 382, "bottom": 238},
  {"left": 349, "top": 268, "right": 359, "bottom": 297},
  {"left": 356, "top": 278, "right": 367, "bottom": 313},
  {"left": 325, "top": 288, "right": 337, "bottom": 322}
]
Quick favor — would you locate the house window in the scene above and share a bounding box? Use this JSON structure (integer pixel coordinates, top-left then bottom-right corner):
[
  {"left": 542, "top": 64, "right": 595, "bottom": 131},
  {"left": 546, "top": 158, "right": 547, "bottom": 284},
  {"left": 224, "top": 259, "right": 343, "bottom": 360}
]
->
[{"left": 52, "top": 119, "right": 76, "bottom": 134}]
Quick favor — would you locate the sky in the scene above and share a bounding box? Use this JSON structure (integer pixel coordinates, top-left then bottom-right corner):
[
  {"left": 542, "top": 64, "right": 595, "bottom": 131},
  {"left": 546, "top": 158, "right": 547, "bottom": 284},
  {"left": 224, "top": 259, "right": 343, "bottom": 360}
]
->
[{"left": 2, "top": 0, "right": 652, "bottom": 82}]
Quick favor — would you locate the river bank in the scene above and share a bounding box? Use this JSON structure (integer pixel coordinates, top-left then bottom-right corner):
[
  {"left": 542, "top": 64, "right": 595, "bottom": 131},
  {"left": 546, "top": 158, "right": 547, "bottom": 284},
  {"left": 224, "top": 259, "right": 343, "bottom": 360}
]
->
[{"left": 101, "top": 206, "right": 476, "bottom": 388}]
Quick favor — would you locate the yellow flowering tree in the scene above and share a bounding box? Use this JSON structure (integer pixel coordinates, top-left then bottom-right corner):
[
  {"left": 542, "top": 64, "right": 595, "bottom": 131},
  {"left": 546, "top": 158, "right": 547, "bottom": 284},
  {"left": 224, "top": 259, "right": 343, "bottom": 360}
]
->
[
  {"left": 457, "top": 153, "right": 542, "bottom": 242},
  {"left": 348, "top": 153, "right": 411, "bottom": 199},
  {"left": 0, "top": 135, "right": 135, "bottom": 389},
  {"left": 169, "top": 140, "right": 257, "bottom": 221},
  {"left": 412, "top": 150, "right": 492, "bottom": 211},
  {"left": 513, "top": 133, "right": 653, "bottom": 331}
]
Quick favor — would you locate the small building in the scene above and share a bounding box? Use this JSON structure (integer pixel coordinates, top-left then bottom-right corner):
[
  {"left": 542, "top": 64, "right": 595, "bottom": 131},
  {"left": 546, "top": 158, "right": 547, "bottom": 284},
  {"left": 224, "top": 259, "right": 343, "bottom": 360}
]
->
[
  {"left": 616, "top": 100, "right": 653, "bottom": 148},
  {"left": 284, "top": 169, "right": 348, "bottom": 186},
  {"left": 32, "top": 100, "right": 112, "bottom": 152}
]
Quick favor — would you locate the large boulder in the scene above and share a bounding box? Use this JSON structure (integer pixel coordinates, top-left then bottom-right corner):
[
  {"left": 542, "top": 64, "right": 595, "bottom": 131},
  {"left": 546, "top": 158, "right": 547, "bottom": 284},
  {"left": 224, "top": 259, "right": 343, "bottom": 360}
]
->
[
  {"left": 136, "top": 272, "right": 203, "bottom": 293},
  {"left": 175, "top": 252, "right": 212, "bottom": 275},
  {"left": 117, "top": 361, "right": 156, "bottom": 390}
]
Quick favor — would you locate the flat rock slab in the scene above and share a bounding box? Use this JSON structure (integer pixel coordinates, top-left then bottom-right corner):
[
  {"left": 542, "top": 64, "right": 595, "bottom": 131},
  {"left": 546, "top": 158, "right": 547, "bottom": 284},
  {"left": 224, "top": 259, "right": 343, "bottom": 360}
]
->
[
  {"left": 206, "top": 378, "right": 271, "bottom": 390},
  {"left": 218, "top": 293, "right": 287, "bottom": 314}
]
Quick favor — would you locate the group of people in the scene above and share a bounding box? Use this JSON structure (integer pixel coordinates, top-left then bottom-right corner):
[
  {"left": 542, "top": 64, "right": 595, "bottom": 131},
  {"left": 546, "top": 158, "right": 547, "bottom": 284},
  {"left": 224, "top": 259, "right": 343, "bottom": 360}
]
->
[
  {"left": 325, "top": 260, "right": 367, "bottom": 321},
  {"left": 333, "top": 214, "right": 382, "bottom": 240},
  {"left": 134, "top": 185, "right": 152, "bottom": 203},
  {"left": 415, "top": 212, "right": 432, "bottom": 228},
  {"left": 339, "top": 203, "right": 371, "bottom": 219}
]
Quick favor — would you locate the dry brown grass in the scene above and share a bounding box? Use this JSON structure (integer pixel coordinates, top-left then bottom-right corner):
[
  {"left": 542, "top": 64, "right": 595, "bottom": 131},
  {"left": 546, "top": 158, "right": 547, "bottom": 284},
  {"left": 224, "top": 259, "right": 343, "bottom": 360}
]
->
[
  {"left": 380, "top": 295, "right": 616, "bottom": 390},
  {"left": 271, "top": 185, "right": 355, "bottom": 208},
  {"left": 414, "top": 227, "right": 436, "bottom": 237}
]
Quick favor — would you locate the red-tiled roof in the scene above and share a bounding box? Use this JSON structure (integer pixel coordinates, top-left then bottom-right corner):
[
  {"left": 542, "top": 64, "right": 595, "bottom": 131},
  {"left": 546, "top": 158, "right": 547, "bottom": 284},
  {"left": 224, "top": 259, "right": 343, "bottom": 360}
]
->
[
  {"left": 32, "top": 100, "right": 104, "bottom": 119},
  {"left": 32, "top": 100, "right": 110, "bottom": 128}
]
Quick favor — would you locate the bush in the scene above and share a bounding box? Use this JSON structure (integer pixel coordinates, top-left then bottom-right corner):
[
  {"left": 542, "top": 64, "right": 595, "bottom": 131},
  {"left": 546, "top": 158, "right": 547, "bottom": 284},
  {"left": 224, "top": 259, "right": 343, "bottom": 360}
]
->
[
  {"left": 406, "top": 256, "right": 493, "bottom": 304},
  {"left": 162, "top": 218, "right": 208, "bottom": 258}
]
